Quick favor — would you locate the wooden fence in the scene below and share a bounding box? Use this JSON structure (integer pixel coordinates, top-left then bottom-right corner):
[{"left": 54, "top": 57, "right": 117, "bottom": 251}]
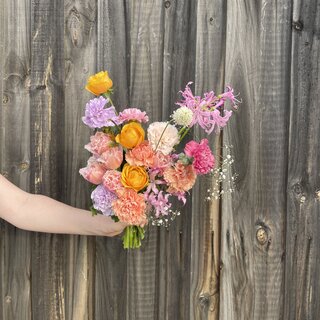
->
[{"left": 0, "top": 0, "right": 319, "bottom": 319}]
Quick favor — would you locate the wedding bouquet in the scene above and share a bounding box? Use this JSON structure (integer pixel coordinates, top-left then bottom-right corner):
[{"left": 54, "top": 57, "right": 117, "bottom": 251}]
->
[{"left": 80, "top": 71, "right": 238, "bottom": 248}]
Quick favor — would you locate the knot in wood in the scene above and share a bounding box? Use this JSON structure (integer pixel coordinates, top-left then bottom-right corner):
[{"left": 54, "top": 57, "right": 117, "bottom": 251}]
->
[
  {"left": 256, "top": 227, "right": 268, "bottom": 245},
  {"left": 199, "top": 293, "right": 210, "bottom": 307},
  {"left": 2, "top": 94, "right": 9, "bottom": 104},
  {"left": 164, "top": 1, "right": 171, "bottom": 8},
  {"left": 292, "top": 20, "right": 303, "bottom": 31},
  {"left": 316, "top": 190, "right": 320, "bottom": 200},
  {"left": 5, "top": 296, "right": 12, "bottom": 303}
]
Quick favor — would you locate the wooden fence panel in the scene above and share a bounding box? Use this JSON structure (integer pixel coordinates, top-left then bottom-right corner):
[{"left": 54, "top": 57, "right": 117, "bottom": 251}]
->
[
  {"left": 220, "top": 0, "right": 292, "bottom": 319},
  {"left": 284, "top": 0, "right": 320, "bottom": 318},
  {"left": 190, "top": 1, "right": 226, "bottom": 319},
  {"left": 64, "top": 1, "right": 97, "bottom": 319},
  {"left": 0, "top": 0, "right": 32, "bottom": 319},
  {"left": 29, "top": 0, "right": 65, "bottom": 319},
  {"left": 95, "top": 1, "right": 128, "bottom": 319}
]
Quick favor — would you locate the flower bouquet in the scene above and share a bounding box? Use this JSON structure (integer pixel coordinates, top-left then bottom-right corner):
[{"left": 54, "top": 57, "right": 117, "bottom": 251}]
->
[{"left": 80, "top": 71, "right": 238, "bottom": 249}]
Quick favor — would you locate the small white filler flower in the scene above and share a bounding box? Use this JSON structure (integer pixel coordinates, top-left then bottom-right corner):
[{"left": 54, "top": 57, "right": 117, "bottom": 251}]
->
[{"left": 171, "top": 106, "right": 193, "bottom": 126}]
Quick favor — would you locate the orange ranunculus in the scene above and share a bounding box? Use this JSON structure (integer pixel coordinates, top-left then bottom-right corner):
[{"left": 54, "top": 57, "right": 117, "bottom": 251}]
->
[
  {"left": 121, "top": 164, "right": 149, "bottom": 192},
  {"left": 115, "top": 122, "right": 145, "bottom": 149},
  {"left": 85, "top": 71, "right": 113, "bottom": 95}
]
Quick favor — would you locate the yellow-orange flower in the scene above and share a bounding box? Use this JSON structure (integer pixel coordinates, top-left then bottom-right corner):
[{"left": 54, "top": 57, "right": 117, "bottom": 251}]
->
[
  {"left": 85, "top": 71, "right": 113, "bottom": 95},
  {"left": 121, "top": 164, "right": 149, "bottom": 192},
  {"left": 115, "top": 122, "right": 145, "bottom": 149}
]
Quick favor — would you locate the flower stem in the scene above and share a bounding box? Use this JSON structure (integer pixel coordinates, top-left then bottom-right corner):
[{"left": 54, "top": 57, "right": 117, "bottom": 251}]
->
[
  {"left": 179, "top": 127, "right": 191, "bottom": 142},
  {"left": 155, "top": 122, "right": 170, "bottom": 152},
  {"left": 122, "top": 226, "right": 145, "bottom": 249}
]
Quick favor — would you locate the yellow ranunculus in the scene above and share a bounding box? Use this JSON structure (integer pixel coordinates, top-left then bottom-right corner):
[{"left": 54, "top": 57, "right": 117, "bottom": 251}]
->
[
  {"left": 115, "top": 122, "right": 145, "bottom": 149},
  {"left": 85, "top": 71, "right": 113, "bottom": 95},
  {"left": 121, "top": 164, "right": 149, "bottom": 192}
]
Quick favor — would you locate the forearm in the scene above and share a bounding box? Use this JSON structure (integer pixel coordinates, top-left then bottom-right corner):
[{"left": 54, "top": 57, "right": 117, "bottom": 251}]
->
[
  {"left": 15, "top": 194, "right": 125, "bottom": 236},
  {"left": 0, "top": 175, "right": 126, "bottom": 236}
]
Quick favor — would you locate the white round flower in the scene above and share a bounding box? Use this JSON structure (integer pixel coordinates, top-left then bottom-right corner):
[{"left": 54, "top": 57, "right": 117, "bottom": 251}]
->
[
  {"left": 171, "top": 107, "right": 193, "bottom": 126},
  {"left": 147, "top": 122, "right": 180, "bottom": 155}
]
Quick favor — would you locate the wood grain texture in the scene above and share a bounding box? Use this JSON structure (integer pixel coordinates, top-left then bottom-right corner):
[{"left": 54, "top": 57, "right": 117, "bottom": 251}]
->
[
  {"left": 284, "top": 0, "right": 320, "bottom": 319},
  {"left": 157, "top": 1, "right": 197, "bottom": 319},
  {"left": 125, "top": 2, "right": 164, "bottom": 319},
  {"left": 0, "top": 0, "right": 32, "bottom": 319},
  {"left": 220, "top": 1, "right": 292, "bottom": 319},
  {"left": 95, "top": 1, "right": 128, "bottom": 319},
  {"left": 190, "top": 1, "right": 227, "bottom": 319},
  {"left": 30, "top": 0, "right": 65, "bottom": 319},
  {"left": 64, "top": 1, "right": 97, "bottom": 319}
]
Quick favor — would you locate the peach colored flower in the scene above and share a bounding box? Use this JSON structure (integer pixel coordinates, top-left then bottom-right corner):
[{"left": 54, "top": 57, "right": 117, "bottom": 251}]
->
[
  {"left": 85, "top": 131, "right": 114, "bottom": 155},
  {"left": 97, "top": 146, "right": 123, "bottom": 170},
  {"left": 79, "top": 157, "right": 107, "bottom": 185},
  {"left": 102, "top": 170, "right": 124, "bottom": 193},
  {"left": 125, "top": 141, "right": 155, "bottom": 167},
  {"left": 163, "top": 160, "right": 197, "bottom": 193},
  {"left": 112, "top": 188, "right": 148, "bottom": 226}
]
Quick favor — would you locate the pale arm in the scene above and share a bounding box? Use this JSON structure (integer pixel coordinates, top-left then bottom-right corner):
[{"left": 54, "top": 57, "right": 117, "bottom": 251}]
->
[{"left": 0, "top": 174, "right": 127, "bottom": 236}]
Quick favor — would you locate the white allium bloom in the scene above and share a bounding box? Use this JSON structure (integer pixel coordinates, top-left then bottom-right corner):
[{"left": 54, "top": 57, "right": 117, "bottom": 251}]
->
[
  {"left": 171, "top": 106, "right": 193, "bottom": 126},
  {"left": 147, "top": 122, "right": 180, "bottom": 155}
]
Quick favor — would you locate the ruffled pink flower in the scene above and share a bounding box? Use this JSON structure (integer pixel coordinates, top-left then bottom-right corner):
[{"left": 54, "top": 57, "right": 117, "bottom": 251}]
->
[
  {"left": 152, "top": 151, "right": 172, "bottom": 172},
  {"left": 102, "top": 170, "right": 124, "bottom": 193},
  {"left": 79, "top": 157, "right": 107, "bottom": 185},
  {"left": 125, "top": 141, "right": 155, "bottom": 167},
  {"left": 112, "top": 188, "right": 148, "bottom": 226},
  {"left": 118, "top": 108, "right": 149, "bottom": 124},
  {"left": 163, "top": 161, "right": 197, "bottom": 193},
  {"left": 85, "top": 131, "right": 114, "bottom": 155},
  {"left": 184, "top": 139, "right": 215, "bottom": 175},
  {"left": 97, "top": 146, "right": 123, "bottom": 170}
]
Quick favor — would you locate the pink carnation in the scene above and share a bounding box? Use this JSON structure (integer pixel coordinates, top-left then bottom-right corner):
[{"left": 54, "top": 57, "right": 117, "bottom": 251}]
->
[
  {"left": 163, "top": 161, "right": 197, "bottom": 193},
  {"left": 79, "top": 157, "right": 107, "bottom": 185},
  {"left": 126, "top": 141, "right": 155, "bottom": 167},
  {"left": 112, "top": 189, "right": 148, "bottom": 226},
  {"left": 118, "top": 108, "right": 149, "bottom": 124},
  {"left": 85, "top": 131, "right": 113, "bottom": 155},
  {"left": 152, "top": 151, "right": 172, "bottom": 172},
  {"left": 102, "top": 170, "right": 124, "bottom": 193},
  {"left": 184, "top": 139, "right": 215, "bottom": 175},
  {"left": 97, "top": 145, "right": 123, "bottom": 170}
]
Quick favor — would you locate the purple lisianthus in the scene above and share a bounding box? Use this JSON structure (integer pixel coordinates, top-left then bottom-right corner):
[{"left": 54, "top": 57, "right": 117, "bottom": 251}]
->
[
  {"left": 82, "top": 96, "right": 118, "bottom": 128},
  {"left": 91, "top": 184, "right": 117, "bottom": 216}
]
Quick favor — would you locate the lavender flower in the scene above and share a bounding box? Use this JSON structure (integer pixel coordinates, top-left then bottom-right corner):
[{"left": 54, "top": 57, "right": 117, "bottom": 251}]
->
[
  {"left": 82, "top": 96, "right": 118, "bottom": 128},
  {"left": 91, "top": 184, "right": 117, "bottom": 216}
]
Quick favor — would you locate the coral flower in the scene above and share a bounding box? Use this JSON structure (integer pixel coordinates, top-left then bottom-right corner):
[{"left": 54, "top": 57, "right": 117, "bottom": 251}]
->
[
  {"left": 112, "top": 188, "right": 148, "bottom": 226},
  {"left": 102, "top": 170, "right": 124, "bottom": 193},
  {"left": 85, "top": 71, "right": 113, "bottom": 96},
  {"left": 118, "top": 108, "right": 149, "bottom": 123},
  {"left": 85, "top": 131, "right": 114, "bottom": 155},
  {"left": 163, "top": 161, "right": 197, "bottom": 193},
  {"left": 126, "top": 141, "right": 155, "bottom": 167}
]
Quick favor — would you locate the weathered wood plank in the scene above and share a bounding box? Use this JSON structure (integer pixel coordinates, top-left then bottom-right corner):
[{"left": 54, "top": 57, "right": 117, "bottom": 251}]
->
[
  {"left": 157, "top": 1, "right": 197, "bottom": 319},
  {"left": 95, "top": 1, "right": 129, "bottom": 320},
  {"left": 220, "top": 1, "right": 292, "bottom": 319},
  {"left": 64, "top": 1, "right": 97, "bottom": 319},
  {"left": 190, "top": 1, "right": 227, "bottom": 319},
  {"left": 29, "top": 0, "right": 65, "bottom": 319},
  {"left": 0, "top": 0, "right": 32, "bottom": 319},
  {"left": 124, "top": 2, "right": 165, "bottom": 319},
  {"left": 284, "top": 1, "right": 320, "bottom": 318}
]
